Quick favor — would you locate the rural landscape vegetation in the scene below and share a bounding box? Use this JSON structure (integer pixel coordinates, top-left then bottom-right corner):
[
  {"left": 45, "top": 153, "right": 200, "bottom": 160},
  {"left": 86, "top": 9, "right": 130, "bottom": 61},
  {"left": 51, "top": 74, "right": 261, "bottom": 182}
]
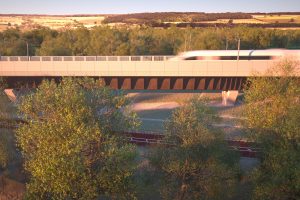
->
[{"left": 0, "top": 10, "right": 300, "bottom": 200}]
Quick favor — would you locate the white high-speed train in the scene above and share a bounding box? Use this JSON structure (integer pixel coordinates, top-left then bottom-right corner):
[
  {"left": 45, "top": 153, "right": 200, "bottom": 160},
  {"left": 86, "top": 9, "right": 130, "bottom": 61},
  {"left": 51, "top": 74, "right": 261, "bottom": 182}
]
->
[{"left": 169, "top": 49, "right": 300, "bottom": 61}]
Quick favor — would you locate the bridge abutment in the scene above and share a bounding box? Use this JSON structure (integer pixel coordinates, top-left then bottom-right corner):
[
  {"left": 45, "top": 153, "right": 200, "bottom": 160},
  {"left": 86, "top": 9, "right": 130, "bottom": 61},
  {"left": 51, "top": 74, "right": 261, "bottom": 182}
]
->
[
  {"left": 222, "top": 90, "right": 239, "bottom": 106},
  {"left": 3, "top": 89, "right": 17, "bottom": 103}
]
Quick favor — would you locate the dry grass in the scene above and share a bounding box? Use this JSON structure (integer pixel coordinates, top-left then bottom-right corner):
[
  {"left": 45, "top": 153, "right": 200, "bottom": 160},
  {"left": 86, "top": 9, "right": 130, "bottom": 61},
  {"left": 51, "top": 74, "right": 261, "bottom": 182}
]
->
[
  {"left": 0, "top": 16, "right": 23, "bottom": 26},
  {"left": 253, "top": 14, "right": 300, "bottom": 23},
  {"left": 163, "top": 14, "right": 300, "bottom": 24},
  {"left": 216, "top": 103, "right": 245, "bottom": 117},
  {"left": 202, "top": 18, "right": 266, "bottom": 24},
  {"left": 0, "top": 15, "right": 105, "bottom": 31},
  {"left": 0, "top": 25, "right": 8, "bottom": 32}
]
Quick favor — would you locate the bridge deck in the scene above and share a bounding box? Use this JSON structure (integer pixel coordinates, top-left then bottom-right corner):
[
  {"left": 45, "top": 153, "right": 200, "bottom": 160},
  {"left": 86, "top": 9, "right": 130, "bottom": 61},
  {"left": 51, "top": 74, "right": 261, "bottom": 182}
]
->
[{"left": 0, "top": 56, "right": 282, "bottom": 77}]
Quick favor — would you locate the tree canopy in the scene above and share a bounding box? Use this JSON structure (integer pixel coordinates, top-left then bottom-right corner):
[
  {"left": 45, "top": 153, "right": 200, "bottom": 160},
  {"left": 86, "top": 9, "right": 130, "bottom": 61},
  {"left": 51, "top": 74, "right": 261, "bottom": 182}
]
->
[
  {"left": 244, "top": 59, "right": 300, "bottom": 200},
  {"left": 0, "top": 89, "right": 20, "bottom": 191},
  {"left": 1, "top": 26, "right": 300, "bottom": 57},
  {"left": 150, "top": 98, "right": 239, "bottom": 200},
  {"left": 16, "top": 78, "right": 140, "bottom": 199}
]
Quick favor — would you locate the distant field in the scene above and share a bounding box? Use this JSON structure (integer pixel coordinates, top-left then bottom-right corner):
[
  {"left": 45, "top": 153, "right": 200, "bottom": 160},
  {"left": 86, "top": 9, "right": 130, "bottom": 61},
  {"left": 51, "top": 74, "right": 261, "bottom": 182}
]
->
[
  {"left": 0, "top": 13, "right": 300, "bottom": 31},
  {"left": 0, "top": 15, "right": 105, "bottom": 31},
  {"left": 192, "top": 15, "right": 300, "bottom": 24},
  {"left": 253, "top": 14, "right": 300, "bottom": 23},
  {"left": 201, "top": 18, "right": 267, "bottom": 24}
]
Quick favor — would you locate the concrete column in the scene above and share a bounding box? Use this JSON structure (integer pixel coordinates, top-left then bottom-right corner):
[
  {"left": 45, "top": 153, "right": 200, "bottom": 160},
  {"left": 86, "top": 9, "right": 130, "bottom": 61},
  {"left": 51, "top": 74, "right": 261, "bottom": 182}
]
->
[
  {"left": 3, "top": 89, "right": 17, "bottom": 103},
  {"left": 222, "top": 90, "right": 239, "bottom": 106}
]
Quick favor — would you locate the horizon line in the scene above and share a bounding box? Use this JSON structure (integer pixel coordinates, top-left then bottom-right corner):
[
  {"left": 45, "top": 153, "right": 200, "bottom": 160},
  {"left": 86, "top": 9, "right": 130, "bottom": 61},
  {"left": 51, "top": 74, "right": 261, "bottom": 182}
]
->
[{"left": 1, "top": 11, "right": 300, "bottom": 16}]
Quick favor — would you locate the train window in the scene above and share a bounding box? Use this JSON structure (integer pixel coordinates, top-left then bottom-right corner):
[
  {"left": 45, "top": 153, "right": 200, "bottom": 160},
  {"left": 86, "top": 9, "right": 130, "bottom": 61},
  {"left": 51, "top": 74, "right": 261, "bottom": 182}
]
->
[
  {"left": 220, "top": 56, "right": 271, "bottom": 60},
  {"left": 184, "top": 56, "right": 218, "bottom": 60},
  {"left": 220, "top": 56, "right": 237, "bottom": 60},
  {"left": 184, "top": 56, "right": 197, "bottom": 60},
  {"left": 250, "top": 56, "right": 271, "bottom": 60}
]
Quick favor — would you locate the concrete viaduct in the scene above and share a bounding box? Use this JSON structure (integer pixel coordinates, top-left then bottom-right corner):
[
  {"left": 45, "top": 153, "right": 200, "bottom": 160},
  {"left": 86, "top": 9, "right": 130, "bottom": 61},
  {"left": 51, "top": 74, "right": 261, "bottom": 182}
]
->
[{"left": 0, "top": 55, "right": 298, "bottom": 104}]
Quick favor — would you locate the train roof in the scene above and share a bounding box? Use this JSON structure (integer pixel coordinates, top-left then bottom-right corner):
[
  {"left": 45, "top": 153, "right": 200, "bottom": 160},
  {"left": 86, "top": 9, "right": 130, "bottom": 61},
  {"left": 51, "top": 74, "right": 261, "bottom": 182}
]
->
[{"left": 178, "top": 49, "right": 300, "bottom": 57}]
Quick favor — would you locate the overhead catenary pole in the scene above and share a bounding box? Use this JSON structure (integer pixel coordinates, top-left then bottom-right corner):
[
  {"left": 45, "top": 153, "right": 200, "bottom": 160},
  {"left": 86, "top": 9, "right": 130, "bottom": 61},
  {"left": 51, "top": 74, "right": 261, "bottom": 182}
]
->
[
  {"left": 237, "top": 38, "right": 240, "bottom": 61},
  {"left": 26, "top": 42, "right": 29, "bottom": 60}
]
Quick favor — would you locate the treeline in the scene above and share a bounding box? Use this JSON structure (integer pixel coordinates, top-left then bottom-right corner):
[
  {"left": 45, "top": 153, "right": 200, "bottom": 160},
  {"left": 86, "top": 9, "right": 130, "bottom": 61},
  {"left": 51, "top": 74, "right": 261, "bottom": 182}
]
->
[
  {"left": 251, "top": 12, "right": 300, "bottom": 15},
  {"left": 153, "top": 22, "right": 300, "bottom": 28},
  {"left": 103, "top": 12, "right": 253, "bottom": 24},
  {"left": 1, "top": 26, "right": 300, "bottom": 56}
]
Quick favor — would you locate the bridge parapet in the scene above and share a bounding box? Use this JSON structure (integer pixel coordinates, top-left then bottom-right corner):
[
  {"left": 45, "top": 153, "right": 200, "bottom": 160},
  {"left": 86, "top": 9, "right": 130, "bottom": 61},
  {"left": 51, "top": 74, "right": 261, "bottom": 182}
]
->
[{"left": 0, "top": 55, "right": 174, "bottom": 62}]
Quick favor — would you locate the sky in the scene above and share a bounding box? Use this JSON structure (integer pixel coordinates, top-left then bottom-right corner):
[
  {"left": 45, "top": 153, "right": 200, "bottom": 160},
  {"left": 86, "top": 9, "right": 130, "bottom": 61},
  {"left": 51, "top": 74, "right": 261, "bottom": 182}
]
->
[{"left": 0, "top": 0, "right": 299, "bottom": 14}]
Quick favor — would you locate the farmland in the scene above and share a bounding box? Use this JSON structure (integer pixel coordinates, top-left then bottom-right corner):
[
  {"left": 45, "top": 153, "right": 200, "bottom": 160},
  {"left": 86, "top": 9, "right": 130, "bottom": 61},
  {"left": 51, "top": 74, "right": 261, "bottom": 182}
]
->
[
  {"left": 1, "top": 12, "right": 300, "bottom": 31},
  {"left": 0, "top": 15, "right": 106, "bottom": 31}
]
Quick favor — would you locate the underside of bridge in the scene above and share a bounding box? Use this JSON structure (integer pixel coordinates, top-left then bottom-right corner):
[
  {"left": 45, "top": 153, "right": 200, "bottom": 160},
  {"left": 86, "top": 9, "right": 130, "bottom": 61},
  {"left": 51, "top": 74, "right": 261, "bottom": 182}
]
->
[{"left": 2, "top": 76, "right": 246, "bottom": 91}]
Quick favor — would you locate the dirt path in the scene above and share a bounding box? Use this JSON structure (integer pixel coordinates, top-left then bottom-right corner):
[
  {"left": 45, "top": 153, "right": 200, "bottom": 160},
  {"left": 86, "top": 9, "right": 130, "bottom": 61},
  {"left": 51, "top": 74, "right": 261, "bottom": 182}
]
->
[
  {"left": 131, "top": 102, "right": 180, "bottom": 111},
  {"left": 0, "top": 175, "right": 24, "bottom": 200}
]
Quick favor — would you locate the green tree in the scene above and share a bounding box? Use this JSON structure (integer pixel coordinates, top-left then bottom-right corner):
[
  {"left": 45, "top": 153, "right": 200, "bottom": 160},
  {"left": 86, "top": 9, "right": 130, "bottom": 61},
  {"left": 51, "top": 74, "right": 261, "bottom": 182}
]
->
[
  {"left": 2, "top": 26, "right": 300, "bottom": 56},
  {"left": 37, "top": 36, "right": 72, "bottom": 56},
  {"left": 0, "top": 131, "right": 9, "bottom": 170},
  {"left": 0, "top": 78, "right": 18, "bottom": 172},
  {"left": 71, "top": 27, "right": 91, "bottom": 55},
  {"left": 88, "top": 26, "right": 130, "bottom": 56},
  {"left": 17, "top": 78, "right": 139, "bottom": 199},
  {"left": 128, "top": 27, "right": 149, "bottom": 55},
  {"left": 244, "top": 59, "right": 300, "bottom": 200},
  {"left": 150, "top": 98, "right": 239, "bottom": 200},
  {"left": 0, "top": 129, "right": 16, "bottom": 172},
  {"left": 0, "top": 79, "right": 12, "bottom": 120}
]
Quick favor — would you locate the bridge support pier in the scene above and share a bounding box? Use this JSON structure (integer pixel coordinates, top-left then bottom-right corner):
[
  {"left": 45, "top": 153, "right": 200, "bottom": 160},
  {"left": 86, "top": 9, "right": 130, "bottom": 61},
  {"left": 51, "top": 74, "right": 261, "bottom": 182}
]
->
[
  {"left": 222, "top": 90, "right": 238, "bottom": 106},
  {"left": 3, "top": 89, "right": 17, "bottom": 103}
]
